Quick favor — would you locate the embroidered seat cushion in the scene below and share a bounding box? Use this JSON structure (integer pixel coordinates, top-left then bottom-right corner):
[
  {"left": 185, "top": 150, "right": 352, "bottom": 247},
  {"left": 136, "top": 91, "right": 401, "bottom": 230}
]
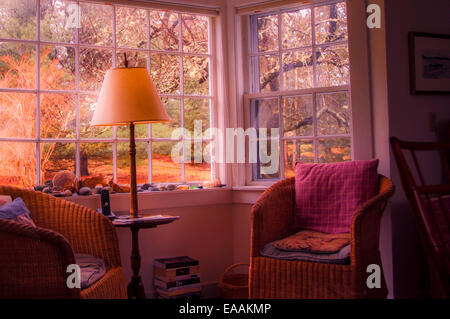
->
[{"left": 274, "top": 230, "right": 350, "bottom": 254}]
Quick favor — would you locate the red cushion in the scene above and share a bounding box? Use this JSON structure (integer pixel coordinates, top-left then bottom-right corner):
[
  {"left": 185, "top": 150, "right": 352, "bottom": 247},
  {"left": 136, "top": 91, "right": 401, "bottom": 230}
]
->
[{"left": 294, "top": 160, "right": 379, "bottom": 233}]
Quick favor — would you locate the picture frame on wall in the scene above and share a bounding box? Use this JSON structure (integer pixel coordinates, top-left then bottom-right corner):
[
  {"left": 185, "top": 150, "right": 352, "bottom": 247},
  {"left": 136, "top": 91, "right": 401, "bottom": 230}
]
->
[{"left": 409, "top": 32, "right": 450, "bottom": 95}]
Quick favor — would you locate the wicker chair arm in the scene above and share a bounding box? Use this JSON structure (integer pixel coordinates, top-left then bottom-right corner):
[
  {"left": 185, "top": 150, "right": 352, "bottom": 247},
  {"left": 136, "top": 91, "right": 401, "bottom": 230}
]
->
[
  {"left": 0, "top": 218, "right": 80, "bottom": 299},
  {"left": 250, "top": 177, "right": 296, "bottom": 257},
  {"left": 0, "top": 186, "right": 122, "bottom": 270},
  {"left": 350, "top": 175, "right": 394, "bottom": 297}
]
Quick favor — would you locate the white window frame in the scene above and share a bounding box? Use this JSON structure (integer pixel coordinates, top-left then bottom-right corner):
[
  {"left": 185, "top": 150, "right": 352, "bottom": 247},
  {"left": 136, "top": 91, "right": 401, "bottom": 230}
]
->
[
  {"left": 242, "top": 0, "right": 354, "bottom": 185},
  {"left": 0, "top": 0, "right": 218, "bottom": 186}
]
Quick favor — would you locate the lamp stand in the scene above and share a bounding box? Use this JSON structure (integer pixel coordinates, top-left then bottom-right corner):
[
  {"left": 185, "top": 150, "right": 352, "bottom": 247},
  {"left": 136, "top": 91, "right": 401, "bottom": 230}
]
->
[{"left": 129, "top": 122, "right": 138, "bottom": 219}]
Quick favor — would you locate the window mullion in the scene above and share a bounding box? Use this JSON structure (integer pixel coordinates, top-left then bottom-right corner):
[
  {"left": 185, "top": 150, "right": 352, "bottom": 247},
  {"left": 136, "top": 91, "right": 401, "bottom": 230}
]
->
[
  {"left": 75, "top": 0, "right": 80, "bottom": 180},
  {"left": 179, "top": 13, "right": 185, "bottom": 183},
  {"left": 312, "top": 92, "right": 319, "bottom": 163},
  {"left": 112, "top": 4, "right": 118, "bottom": 183},
  {"left": 35, "top": 0, "right": 41, "bottom": 185},
  {"left": 278, "top": 12, "right": 283, "bottom": 91},
  {"left": 278, "top": 95, "right": 284, "bottom": 179},
  {"left": 147, "top": 9, "right": 153, "bottom": 184}
]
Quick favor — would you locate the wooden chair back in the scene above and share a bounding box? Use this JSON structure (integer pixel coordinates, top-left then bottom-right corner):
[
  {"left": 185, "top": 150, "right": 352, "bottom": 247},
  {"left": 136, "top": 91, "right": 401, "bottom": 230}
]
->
[{"left": 390, "top": 137, "right": 450, "bottom": 297}]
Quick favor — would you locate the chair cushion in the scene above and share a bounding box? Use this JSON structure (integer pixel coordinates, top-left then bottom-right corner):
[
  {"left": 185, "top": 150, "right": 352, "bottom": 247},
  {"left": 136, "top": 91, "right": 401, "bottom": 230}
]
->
[
  {"left": 0, "top": 197, "right": 36, "bottom": 227},
  {"left": 261, "top": 241, "right": 350, "bottom": 264},
  {"left": 74, "top": 254, "right": 106, "bottom": 289},
  {"left": 274, "top": 230, "right": 350, "bottom": 254},
  {"left": 294, "top": 160, "right": 379, "bottom": 233}
]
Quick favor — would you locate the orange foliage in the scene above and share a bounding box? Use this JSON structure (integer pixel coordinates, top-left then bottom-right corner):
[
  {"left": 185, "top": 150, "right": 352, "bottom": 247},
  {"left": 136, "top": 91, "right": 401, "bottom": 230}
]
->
[{"left": 0, "top": 46, "right": 75, "bottom": 187}]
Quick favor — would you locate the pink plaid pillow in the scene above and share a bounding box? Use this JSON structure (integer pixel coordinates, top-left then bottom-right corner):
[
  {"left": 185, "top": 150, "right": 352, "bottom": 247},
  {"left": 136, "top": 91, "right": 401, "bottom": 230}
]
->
[{"left": 294, "top": 160, "right": 379, "bottom": 234}]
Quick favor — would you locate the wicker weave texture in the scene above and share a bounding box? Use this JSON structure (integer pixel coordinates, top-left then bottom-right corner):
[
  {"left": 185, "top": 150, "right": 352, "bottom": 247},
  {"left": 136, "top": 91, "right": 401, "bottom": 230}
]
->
[
  {"left": 0, "top": 185, "right": 127, "bottom": 299},
  {"left": 249, "top": 175, "right": 394, "bottom": 299}
]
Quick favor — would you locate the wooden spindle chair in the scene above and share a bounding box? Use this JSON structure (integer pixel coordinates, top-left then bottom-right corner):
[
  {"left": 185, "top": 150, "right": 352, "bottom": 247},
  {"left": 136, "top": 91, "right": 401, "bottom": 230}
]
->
[{"left": 390, "top": 137, "right": 450, "bottom": 298}]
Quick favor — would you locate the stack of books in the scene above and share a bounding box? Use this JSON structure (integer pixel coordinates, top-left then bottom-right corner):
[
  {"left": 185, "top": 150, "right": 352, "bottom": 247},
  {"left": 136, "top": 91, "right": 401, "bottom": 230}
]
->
[{"left": 153, "top": 256, "right": 202, "bottom": 299}]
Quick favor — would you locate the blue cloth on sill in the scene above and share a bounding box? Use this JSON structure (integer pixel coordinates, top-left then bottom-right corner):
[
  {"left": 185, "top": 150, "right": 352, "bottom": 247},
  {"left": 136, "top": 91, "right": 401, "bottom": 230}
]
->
[{"left": 0, "top": 197, "right": 36, "bottom": 227}]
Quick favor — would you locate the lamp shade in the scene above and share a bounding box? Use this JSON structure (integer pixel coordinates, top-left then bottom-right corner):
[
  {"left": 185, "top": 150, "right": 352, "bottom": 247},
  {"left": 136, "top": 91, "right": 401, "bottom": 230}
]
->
[{"left": 91, "top": 67, "right": 170, "bottom": 126}]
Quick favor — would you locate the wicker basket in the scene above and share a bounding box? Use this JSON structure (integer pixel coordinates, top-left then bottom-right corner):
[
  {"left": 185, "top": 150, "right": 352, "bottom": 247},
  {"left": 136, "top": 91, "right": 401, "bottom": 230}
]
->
[{"left": 218, "top": 263, "right": 249, "bottom": 299}]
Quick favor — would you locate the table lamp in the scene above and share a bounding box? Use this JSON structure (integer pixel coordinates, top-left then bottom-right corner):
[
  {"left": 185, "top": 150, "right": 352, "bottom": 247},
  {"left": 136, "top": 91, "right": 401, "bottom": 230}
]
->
[{"left": 91, "top": 65, "right": 170, "bottom": 219}]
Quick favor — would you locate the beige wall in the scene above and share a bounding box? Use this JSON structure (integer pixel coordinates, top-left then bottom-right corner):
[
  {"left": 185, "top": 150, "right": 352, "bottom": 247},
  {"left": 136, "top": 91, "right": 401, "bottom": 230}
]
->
[
  {"left": 67, "top": 193, "right": 236, "bottom": 297},
  {"left": 117, "top": 204, "right": 234, "bottom": 297}
]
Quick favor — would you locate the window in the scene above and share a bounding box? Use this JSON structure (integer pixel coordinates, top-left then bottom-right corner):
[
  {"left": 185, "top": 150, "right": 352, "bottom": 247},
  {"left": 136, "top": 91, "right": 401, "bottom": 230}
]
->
[
  {"left": 246, "top": 0, "right": 351, "bottom": 181},
  {"left": 0, "top": 0, "right": 213, "bottom": 187}
]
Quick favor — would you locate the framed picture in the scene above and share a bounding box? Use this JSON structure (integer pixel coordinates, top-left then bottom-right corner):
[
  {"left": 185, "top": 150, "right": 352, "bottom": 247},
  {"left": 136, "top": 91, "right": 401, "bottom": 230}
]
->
[{"left": 409, "top": 32, "right": 450, "bottom": 95}]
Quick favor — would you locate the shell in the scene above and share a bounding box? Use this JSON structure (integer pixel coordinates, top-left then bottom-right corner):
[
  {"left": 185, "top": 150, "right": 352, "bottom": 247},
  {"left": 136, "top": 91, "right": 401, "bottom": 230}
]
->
[
  {"left": 52, "top": 170, "right": 78, "bottom": 192},
  {"left": 78, "top": 187, "right": 92, "bottom": 195}
]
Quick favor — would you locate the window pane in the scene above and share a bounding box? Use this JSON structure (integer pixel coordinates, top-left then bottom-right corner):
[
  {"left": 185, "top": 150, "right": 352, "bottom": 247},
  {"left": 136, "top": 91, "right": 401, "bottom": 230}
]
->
[
  {"left": 79, "top": 48, "right": 112, "bottom": 91},
  {"left": 117, "top": 142, "right": 148, "bottom": 185},
  {"left": 0, "top": 142, "right": 36, "bottom": 187},
  {"left": 40, "top": 142, "right": 75, "bottom": 183},
  {"left": 282, "top": 9, "right": 311, "bottom": 49},
  {"left": 151, "top": 53, "right": 180, "bottom": 94},
  {"left": 185, "top": 141, "right": 211, "bottom": 182},
  {"left": 250, "top": 98, "right": 279, "bottom": 138},
  {"left": 150, "top": 11, "right": 179, "bottom": 51},
  {"left": 256, "top": 15, "right": 278, "bottom": 52},
  {"left": 284, "top": 139, "right": 314, "bottom": 177},
  {"left": 184, "top": 98, "right": 210, "bottom": 136},
  {"left": 116, "top": 7, "right": 147, "bottom": 49},
  {"left": 316, "top": 92, "right": 351, "bottom": 135},
  {"left": 183, "top": 55, "right": 209, "bottom": 95},
  {"left": 152, "top": 141, "right": 182, "bottom": 183},
  {"left": 80, "top": 142, "right": 113, "bottom": 180},
  {"left": 283, "top": 95, "right": 313, "bottom": 137},
  {"left": 282, "top": 50, "right": 313, "bottom": 89},
  {"left": 181, "top": 14, "right": 208, "bottom": 53},
  {"left": 152, "top": 98, "right": 180, "bottom": 138},
  {"left": 116, "top": 50, "right": 147, "bottom": 68},
  {"left": 117, "top": 124, "right": 147, "bottom": 139},
  {"left": 40, "top": 0, "right": 77, "bottom": 43},
  {"left": 80, "top": 2, "right": 113, "bottom": 46},
  {"left": 0, "top": 92, "right": 35, "bottom": 138},
  {"left": 40, "top": 93, "right": 75, "bottom": 138},
  {"left": 255, "top": 55, "right": 279, "bottom": 93},
  {"left": 314, "top": 3, "right": 348, "bottom": 45},
  {"left": 0, "top": 42, "right": 36, "bottom": 89},
  {"left": 40, "top": 45, "right": 75, "bottom": 90},
  {"left": 316, "top": 44, "right": 349, "bottom": 87},
  {"left": 79, "top": 93, "right": 112, "bottom": 138},
  {"left": 0, "top": 0, "right": 36, "bottom": 40},
  {"left": 318, "top": 137, "right": 351, "bottom": 163}
]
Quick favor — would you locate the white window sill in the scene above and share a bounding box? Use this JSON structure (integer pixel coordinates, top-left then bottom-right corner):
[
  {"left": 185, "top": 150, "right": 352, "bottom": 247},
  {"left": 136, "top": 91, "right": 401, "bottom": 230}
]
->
[
  {"left": 64, "top": 187, "right": 233, "bottom": 211},
  {"left": 63, "top": 185, "right": 270, "bottom": 210}
]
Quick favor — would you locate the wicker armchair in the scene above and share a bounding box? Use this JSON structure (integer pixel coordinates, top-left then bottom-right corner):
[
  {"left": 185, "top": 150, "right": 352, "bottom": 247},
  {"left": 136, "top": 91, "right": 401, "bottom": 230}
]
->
[
  {"left": 249, "top": 175, "right": 394, "bottom": 299},
  {"left": 0, "top": 186, "right": 127, "bottom": 299}
]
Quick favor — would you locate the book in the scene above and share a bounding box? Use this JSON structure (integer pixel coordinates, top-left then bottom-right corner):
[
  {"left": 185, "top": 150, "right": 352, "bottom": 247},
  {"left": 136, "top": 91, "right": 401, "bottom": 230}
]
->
[
  {"left": 154, "top": 256, "right": 199, "bottom": 269},
  {"left": 154, "top": 273, "right": 199, "bottom": 282},
  {"left": 156, "top": 287, "right": 201, "bottom": 298},
  {"left": 156, "top": 291, "right": 202, "bottom": 300},
  {"left": 154, "top": 265, "right": 200, "bottom": 282},
  {"left": 155, "top": 278, "right": 201, "bottom": 291}
]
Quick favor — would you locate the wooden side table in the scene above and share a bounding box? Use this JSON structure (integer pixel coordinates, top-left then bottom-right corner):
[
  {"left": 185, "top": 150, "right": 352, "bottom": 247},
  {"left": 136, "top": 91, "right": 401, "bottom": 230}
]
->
[{"left": 113, "top": 215, "right": 178, "bottom": 299}]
